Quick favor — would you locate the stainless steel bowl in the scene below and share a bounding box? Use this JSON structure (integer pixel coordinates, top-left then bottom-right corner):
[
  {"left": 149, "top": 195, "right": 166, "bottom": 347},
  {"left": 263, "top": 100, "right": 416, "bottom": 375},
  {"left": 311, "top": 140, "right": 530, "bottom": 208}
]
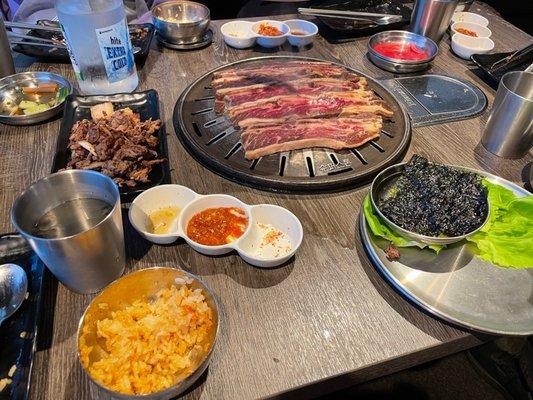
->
[
  {"left": 370, "top": 163, "right": 490, "bottom": 246},
  {"left": 367, "top": 30, "right": 438, "bottom": 73},
  {"left": 77, "top": 267, "right": 219, "bottom": 400},
  {"left": 0, "top": 71, "right": 72, "bottom": 125},
  {"left": 153, "top": 1, "right": 210, "bottom": 45}
]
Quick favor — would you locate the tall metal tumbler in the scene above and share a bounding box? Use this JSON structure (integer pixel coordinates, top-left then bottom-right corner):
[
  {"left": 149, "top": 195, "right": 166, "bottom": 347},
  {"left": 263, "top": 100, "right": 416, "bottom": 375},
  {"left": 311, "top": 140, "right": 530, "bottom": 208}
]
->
[
  {"left": 11, "top": 170, "right": 125, "bottom": 294},
  {"left": 0, "top": 18, "right": 15, "bottom": 78},
  {"left": 410, "top": 0, "right": 459, "bottom": 42},
  {"left": 482, "top": 71, "right": 533, "bottom": 159}
]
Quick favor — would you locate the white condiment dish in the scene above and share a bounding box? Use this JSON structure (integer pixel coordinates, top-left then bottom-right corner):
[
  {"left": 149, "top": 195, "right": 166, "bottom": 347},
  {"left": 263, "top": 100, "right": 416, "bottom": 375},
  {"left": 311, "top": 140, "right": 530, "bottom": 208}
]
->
[
  {"left": 129, "top": 184, "right": 198, "bottom": 244},
  {"left": 251, "top": 20, "right": 289, "bottom": 48},
  {"left": 129, "top": 186, "right": 304, "bottom": 265},
  {"left": 451, "top": 11, "right": 489, "bottom": 27},
  {"left": 451, "top": 34, "right": 494, "bottom": 60},
  {"left": 220, "top": 20, "right": 255, "bottom": 49},
  {"left": 451, "top": 22, "right": 491, "bottom": 38},
  {"left": 179, "top": 194, "right": 252, "bottom": 256},
  {"left": 237, "top": 204, "right": 303, "bottom": 268},
  {"left": 284, "top": 19, "right": 318, "bottom": 47}
]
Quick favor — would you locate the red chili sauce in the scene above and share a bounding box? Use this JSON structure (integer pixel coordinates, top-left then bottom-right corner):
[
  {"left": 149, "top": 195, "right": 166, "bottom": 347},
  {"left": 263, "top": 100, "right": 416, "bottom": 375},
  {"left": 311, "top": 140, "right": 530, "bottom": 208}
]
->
[
  {"left": 187, "top": 207, "right": 248, "bottom": 246},
  {"left": 373, "top": 41, "right": 429, "bottom": 61}
]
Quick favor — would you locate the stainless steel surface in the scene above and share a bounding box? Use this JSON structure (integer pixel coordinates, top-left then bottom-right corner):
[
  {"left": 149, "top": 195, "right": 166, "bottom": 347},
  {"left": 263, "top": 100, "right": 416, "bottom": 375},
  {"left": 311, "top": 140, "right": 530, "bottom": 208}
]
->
[
  {"left": 11, "top": 170, "right": 125, "bottom": 294},
  {"left": 360, "top": 169, "right": 533, "bottom": 336},
  {"left": 0, "top": 263, "right": 28, "bottom": 325},
  {"left": 410, "top": 0, "right": 459, "bottom": 42},
  {"left": 152, "top": 1, "right": 210, "bottom": 45},
  {"left": 370, "top": 163, "right": 489, "bottom": 245},
  {"left": 158, "top": 29, "right": 213, "bottom": 50},
  {"left": 367, "top": 30, "right": 438, "bottom": 73},
  {"left": 77, "top": 267, "right": 219, "bottom": 400},
  {"left": 0, "top": 19, "right": 15, "bottom": 79},
  {"left": 482, "top": 71, "right": 533, "bottom": 158},
  {"left": 4, "top": 20, "right": 62, "bottom": 32},
  {"left": 298, "top": 8, "right": 402, "bottom": 25},
  {"left": 0, "top": 71, "right": 72, "bottom": 126}
]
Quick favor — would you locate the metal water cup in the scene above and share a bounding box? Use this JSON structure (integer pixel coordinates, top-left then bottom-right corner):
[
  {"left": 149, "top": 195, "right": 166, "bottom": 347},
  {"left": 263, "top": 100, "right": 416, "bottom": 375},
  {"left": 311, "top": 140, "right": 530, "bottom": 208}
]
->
[
  {"left": 0, "top": 19, "right": 15, "bottom": 79},
  {"left": 410, "top": 0, "right": 459, "bottom": 42},
  {"left": 11, "top": 170, "right": 125, "bottom": 294},
  {"left": 482, "top": 71, "right": 533, "bottom": 159}
]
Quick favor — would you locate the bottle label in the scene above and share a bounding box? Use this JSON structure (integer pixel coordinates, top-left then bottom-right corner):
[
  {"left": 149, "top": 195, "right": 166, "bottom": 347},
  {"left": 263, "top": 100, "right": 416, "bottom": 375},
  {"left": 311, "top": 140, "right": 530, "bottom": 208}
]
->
[{"left": 95, "top": 20, "right": 135, "bottom": 83}]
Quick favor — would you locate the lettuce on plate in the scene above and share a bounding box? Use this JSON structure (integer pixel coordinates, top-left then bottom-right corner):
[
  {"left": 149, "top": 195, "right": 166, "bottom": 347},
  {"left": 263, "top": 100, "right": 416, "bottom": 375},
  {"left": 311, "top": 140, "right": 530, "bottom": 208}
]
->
[{"left": 466, "top": 180, "right": 533, "bottom": 269}]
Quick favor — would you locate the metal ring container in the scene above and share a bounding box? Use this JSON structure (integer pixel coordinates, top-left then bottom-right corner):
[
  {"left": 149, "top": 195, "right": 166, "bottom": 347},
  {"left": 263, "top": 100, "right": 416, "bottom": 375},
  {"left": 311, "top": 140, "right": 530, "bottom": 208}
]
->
[
  {"left": 410, "top": 0, "right": 459, "bottom": 43},
  {"left": 370, "top": 162, "right": 490, "bottom": 245},
  {"left": 367, "top": 30, "right": 438, "bottom": 73},
  {"left": 11, "top": 170, "right": 125, "bottom": 294},
  {"left": 152, "top": 1, "right": 210, "bottom": 45},
  {"left": 77, "top": 267, "right": 219, "bottom": 400}
]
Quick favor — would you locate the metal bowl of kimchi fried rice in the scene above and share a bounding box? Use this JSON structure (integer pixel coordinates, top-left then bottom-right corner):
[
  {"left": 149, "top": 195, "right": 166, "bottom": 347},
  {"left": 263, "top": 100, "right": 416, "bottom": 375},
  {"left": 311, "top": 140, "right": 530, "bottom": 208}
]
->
[{"left": 77, "top": 267, "right": 219, "bottom": 399}]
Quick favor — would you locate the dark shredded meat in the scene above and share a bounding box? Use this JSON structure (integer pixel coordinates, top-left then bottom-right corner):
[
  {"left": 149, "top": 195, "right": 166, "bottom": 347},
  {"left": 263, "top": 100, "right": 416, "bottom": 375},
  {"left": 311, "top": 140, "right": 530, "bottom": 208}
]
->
[{"left": 66, "top": 107, "right": 162, "bottom": 187}]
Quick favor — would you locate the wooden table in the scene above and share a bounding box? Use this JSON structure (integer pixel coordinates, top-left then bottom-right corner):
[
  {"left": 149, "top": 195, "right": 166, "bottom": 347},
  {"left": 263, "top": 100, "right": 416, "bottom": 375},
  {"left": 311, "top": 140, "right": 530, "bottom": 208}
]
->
[{"left": 2, "top": 3, "right": 532, "bottom": 399}]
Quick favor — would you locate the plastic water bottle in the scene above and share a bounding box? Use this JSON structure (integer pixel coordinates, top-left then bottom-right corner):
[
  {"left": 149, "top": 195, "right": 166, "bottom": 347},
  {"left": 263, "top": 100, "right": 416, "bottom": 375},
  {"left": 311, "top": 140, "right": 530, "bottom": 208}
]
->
[{"left": 55, "top": 0, "right": 138, "bottom": 94}]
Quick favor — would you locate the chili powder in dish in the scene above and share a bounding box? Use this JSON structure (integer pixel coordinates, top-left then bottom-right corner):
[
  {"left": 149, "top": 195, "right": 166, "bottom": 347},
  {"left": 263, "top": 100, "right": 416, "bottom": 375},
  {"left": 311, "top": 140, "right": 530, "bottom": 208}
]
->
[
  {"left": 373, "top": 41, "right": 429, "bottom": 61},
  {"left": 187, "top": 207, "right": 248, "bottom": 246},
  {"left": 456, "top": 27, "right": 478, "bottom": 37}
]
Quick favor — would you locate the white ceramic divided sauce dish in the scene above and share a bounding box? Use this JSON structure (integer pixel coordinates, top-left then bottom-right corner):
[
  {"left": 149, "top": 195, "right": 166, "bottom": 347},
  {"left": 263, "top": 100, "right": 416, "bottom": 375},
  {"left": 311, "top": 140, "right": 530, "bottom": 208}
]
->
[
  {"left": 451, "top": 22, "right": 491, "bottom": 38},
  {"left": 451, "top": 11, "right": 489, "bottom": 27},
  {"left": 129, "top": 185, "right": 303, "bottom": 268},
  {"left": 220, "top": 19, "right": 318, "bottom": 49},
  {"left": 451, "top": 34, "right": 494, "bottom": 60}
]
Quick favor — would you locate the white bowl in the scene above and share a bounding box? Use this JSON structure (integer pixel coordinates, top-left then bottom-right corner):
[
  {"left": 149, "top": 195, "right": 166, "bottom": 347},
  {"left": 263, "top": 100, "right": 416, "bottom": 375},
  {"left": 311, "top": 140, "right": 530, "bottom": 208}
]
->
[
  {"left": 179, "top": 194, "right": 252, "bottom": 256},
  {"left": 129, "top": 185, "right": 198, "bottom": 245},
  {"left": 237, "top": 204, "right": 303, "bottom": 268},
  {"left": 451, "top": 11, "right": 489, "bottom": 27},
  {"left": 451, "top": 22, "right": 491, "bottom": 38},
  {"left": 251, "top": 20, "right": 289, "bottom": 48},
  {"left": 451, "top": 34, "right": 494, "bottom": 60},
  {"left": 284, "top": 19, "right": 318, "bottom": 47},
  {"left": 220, "top": 20, "right": 256, "bottom": 49}
]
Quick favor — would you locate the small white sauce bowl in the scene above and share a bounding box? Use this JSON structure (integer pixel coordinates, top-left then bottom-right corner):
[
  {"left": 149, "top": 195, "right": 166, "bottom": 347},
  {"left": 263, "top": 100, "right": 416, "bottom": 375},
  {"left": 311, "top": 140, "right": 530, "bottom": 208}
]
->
[
  {"left": 451, "top": 34, "right": 494, "bottom": 60},
  {"left": 451, "top": 22, "right": 491, "bottom": 38},
  {"left": 451, "top": 11, "right": 489, "bottom": 27},
  {"left": 179, "top": 194, "right": 252, "bottom": 256},
  {"left": 220, "top": 20, "right": 256, "bottom": 49},
  {"left": 285, "top": 19, "right": 318, "bottom": 47},
  {"left": 251, "top": 20, "right": 289, "bottom": 48},
  {"left": 129, "top": 185, "right": 198, "bottom": 245},
  {"left": 237, "top": 204, "right": 303, "bottom": 268}
]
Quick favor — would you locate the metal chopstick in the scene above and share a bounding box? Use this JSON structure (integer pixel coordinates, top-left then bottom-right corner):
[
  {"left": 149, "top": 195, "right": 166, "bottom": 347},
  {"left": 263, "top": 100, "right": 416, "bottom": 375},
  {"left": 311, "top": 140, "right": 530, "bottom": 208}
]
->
[
  {"left": 297, "top": 7, "right": 399, "bottom": 18},
  {"left": 5, "top": 21, "right": 62, "bottom": 32},
  {"left": 9, "top": 40, "right": 66, "bottom": 49},
  {"left": 8, "top": 31, "right": 62, "bottom": 45}
]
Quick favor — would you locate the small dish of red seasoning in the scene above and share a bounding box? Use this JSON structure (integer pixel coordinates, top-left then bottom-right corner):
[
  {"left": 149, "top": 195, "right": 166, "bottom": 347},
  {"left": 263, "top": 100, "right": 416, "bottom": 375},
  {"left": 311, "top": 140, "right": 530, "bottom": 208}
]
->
[
  {"left": 251, "top": 20, "right": 289, "bottom": 48},
  {"left": 367, "top": 30, "right": 438, "bottom": 73},
  {"left": 451, "top": 22, "right": 492, "bottom": 39},
  {"left": 187, "top": 206, "right": 248, "bottom": 246},
  {"left": 372, "top": 41, "right": 429, "bottom": 61}
]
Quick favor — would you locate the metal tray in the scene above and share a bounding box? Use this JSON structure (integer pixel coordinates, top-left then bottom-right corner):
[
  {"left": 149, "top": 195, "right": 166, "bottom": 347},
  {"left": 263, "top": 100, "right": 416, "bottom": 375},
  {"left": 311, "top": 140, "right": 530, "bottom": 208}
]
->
[
  {"left": 359, "top": 168, "right": 533, "bottom": 336},
  {"left": 12, "top": 22, "right": 155, "bottom": 65},
  {"left": 52, "top": 90, "right": 170, "bottom": 203},
  {"left": 0, "top": 234, "right": 47, "bottom": 400},
  {"left": 173, "top": 56, "right": 411, "bottom": 193}
]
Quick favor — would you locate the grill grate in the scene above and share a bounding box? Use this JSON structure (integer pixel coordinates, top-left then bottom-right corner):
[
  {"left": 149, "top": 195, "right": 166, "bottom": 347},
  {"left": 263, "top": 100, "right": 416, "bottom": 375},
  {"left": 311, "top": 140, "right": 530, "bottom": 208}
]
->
[{"left": 173, "top": 56, "right": 411, "bottom": 193}]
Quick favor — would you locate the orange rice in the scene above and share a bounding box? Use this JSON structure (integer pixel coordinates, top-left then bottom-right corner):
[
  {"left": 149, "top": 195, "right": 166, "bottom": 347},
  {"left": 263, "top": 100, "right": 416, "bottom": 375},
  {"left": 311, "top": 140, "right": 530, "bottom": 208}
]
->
[{"left": 79, "top": 284, "right": 214, "bottom": 395}]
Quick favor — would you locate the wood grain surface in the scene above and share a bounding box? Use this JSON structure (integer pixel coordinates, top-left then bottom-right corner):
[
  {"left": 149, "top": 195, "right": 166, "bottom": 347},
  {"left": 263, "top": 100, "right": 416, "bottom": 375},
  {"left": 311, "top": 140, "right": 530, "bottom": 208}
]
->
[{"left": 1, "top": 3, "right": 531, "bottom": 399}]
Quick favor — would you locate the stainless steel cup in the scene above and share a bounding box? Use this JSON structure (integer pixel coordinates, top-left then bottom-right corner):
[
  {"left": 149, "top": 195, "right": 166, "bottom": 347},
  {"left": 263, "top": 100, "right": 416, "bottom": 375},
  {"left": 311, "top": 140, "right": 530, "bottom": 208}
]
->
[
  {"left": 0, "top": 19, "right": 15, "bottom": 79},
  {"left": 11, "top": 170, "right": 125, "bottom": 294},
  {"left": 410, "top": 0, "right": 459, "bottom": 42},
  {"left": 482, "top": 71, "right": 533, "bottom": 159}
]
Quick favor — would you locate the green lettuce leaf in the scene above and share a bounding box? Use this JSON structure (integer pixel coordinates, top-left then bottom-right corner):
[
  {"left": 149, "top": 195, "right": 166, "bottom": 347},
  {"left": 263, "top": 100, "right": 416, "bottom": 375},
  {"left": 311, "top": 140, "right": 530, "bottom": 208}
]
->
[
  {"left": 362, "top": 195, "right": 443, "bottom": 253},
  {"left": 466, "top": 180, "right": 533, "bottom": 269}
]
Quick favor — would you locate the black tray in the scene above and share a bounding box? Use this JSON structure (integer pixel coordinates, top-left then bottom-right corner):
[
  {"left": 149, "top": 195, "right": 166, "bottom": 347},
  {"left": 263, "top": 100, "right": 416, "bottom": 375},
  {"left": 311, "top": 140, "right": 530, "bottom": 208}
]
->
[
  {"left": 0, "top": 234, "right": 46, "bottom": 400},
  {"left": 12, "top": 22, "right": 155, "bottom": 66},
  {"left": 312, "top": 0, "right": 411, "bottom": 41},
  {"left": 51, "top": 90, "right": 170, "bottom": 202},
  {"left": 471, "top": 49, "right": 533, "bottom": 86}
]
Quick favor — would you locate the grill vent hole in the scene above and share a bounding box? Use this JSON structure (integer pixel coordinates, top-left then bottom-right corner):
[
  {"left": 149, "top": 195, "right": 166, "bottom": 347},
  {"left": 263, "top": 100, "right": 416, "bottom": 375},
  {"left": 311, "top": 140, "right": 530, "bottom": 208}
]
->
[
  {"left": 250, "top": 158, "right": 260, "bottom": 170},
  {"left": 350, "top": 149, "right": 368, "bottom": 165},
  {"left": 191, "top": 107, "right": 213, "bottom": 116},
  {"left": 328, "top": 167, "right": 353, "bottom": 176},
  {"left": 279, "top": 156, "right": 287, "bottom": 176},
  {"left": 329, "top": 154, "right": 339, "bottom": 164},
  {"left": 224, "top": 142, "right": 242, "bottom": 159},
  {"left": 195, "top": 96, "right": 215, "bottom": 102},
  {"left": 369, "top": 141, "right": 385, "bottom": 152},
  {"left": 381, "top": 129, "right": 394, "bottom": 138},
  {"left": 306, "top": 157, "right": 315, "bottom": 178},
  {"left": 192, "top": 121, "right": 202, "bottom": 137}
]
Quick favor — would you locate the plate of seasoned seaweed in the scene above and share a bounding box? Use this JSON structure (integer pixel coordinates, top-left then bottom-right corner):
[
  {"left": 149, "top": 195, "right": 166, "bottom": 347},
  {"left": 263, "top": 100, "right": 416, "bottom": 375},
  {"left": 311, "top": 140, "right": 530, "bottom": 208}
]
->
[
  {"left": 370, "top": 155, "right": 489, "bottom": 245},
  {"left": 360, "top": 155, "right": 533, "bottom": 335}
]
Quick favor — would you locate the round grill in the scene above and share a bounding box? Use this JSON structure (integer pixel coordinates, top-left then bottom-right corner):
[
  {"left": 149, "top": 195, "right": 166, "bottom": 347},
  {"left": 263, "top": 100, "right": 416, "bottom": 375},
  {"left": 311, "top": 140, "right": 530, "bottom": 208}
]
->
[{"left": 173, "top": 56, "right": 411, "bottom": 193}]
